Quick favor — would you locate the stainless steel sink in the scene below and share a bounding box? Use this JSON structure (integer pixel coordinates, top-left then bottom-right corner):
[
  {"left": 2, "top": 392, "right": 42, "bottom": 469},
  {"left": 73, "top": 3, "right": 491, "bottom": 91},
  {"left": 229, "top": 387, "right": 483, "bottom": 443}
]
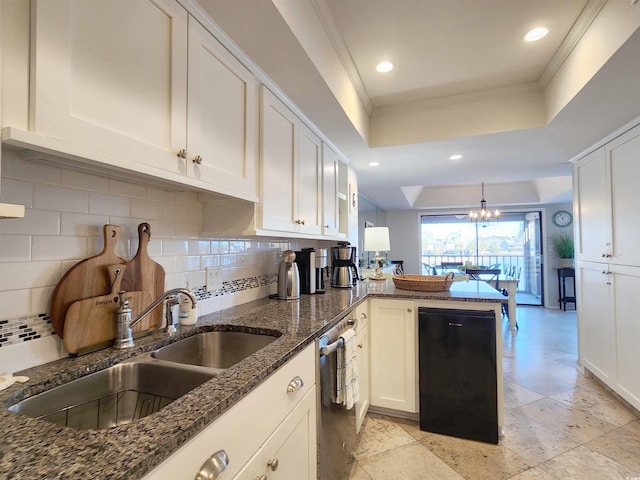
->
[
  {"left": 8, "top": 361, "right": 214, "bottom": 430},
  {"left": 151, "top": 331, "right": 279, "bottom": 370}
]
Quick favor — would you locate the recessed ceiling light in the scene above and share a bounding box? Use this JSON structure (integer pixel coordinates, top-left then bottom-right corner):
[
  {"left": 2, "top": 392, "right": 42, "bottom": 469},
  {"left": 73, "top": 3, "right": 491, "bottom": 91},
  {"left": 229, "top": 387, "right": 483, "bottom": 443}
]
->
[
  {"left": 376, "top": 61, "right": 394, "bottom": 73},
  {"left": 449, "top": 154, "right": 463, "bottom": 160},
  {"left": 524, "top": 27, "right": 549, "bottom": 42},
  {"left": 369, "top": 161, "right": 380, "bottom": 167}
]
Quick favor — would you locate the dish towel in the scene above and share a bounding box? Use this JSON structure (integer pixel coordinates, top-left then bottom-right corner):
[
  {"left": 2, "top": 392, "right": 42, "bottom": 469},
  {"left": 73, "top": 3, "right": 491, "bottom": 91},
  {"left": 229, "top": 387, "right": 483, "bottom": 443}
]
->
[
  {"left": 0, "top": 373, "right": 29, "bottom": 392},
  {"left": 336, "top": 328, "right": 359, "bottom": 410}
]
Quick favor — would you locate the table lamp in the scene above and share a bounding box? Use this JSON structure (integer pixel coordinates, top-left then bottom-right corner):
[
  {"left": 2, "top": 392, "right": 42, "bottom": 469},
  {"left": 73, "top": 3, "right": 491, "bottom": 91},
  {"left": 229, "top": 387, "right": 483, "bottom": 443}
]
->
[{"left": 364, "top": 227, "right": 390, "bottom": 280}]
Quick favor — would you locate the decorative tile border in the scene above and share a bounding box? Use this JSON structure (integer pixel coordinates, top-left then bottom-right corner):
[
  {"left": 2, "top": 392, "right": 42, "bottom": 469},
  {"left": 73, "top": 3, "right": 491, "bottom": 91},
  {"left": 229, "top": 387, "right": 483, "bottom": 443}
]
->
[{"left": 0, "top": 274, "right": 278, "bottom": 348}]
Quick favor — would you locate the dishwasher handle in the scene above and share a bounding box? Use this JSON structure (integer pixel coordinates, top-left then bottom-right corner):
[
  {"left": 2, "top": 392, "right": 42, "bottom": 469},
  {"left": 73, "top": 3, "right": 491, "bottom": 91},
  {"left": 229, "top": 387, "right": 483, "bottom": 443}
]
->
[{"left": 319, "top": 337, "right": 344, "bottom": 356}]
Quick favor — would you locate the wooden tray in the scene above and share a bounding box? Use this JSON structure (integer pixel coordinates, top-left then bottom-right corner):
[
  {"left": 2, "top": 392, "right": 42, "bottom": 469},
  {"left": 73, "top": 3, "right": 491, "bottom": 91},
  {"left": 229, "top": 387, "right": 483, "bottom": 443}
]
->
[{"left": 392, "top": 272, "right": 455, "bottom": 291}]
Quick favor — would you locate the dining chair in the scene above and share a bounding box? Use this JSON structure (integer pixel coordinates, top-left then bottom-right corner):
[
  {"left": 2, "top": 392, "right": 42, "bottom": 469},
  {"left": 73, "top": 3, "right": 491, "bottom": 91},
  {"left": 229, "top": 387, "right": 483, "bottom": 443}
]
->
[{"left": 466, "top": 268, "right": 501, "bottom": 290}]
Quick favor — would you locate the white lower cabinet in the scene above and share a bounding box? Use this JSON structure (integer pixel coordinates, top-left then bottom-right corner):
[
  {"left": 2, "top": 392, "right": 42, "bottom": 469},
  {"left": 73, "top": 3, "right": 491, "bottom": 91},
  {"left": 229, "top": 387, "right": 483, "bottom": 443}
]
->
[
  {"left": 141, "top": 344, "right": 316, "bottom": 480},
  {"left": 369, "top": 299, "right": 417, "bottom": 413},
  {"left": 577, "top": 261, "right": 640, "bottom": 411},
  {"left": 355, "top": 303, "right": 370, "bottom": 434}
]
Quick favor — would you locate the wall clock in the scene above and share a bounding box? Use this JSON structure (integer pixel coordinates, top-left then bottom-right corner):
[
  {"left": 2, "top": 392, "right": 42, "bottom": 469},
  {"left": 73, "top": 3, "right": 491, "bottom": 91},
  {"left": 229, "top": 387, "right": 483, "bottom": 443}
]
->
[{"left": 553, "top": 210, "right": 572, "bottom": 227}]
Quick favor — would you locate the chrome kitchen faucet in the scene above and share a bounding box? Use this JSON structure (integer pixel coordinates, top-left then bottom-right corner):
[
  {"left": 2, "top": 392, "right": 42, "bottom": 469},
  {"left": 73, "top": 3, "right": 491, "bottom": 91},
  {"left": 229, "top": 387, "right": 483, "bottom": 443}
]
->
[{"left": 114, "top": 288, "right": 198, "bottom": 349}]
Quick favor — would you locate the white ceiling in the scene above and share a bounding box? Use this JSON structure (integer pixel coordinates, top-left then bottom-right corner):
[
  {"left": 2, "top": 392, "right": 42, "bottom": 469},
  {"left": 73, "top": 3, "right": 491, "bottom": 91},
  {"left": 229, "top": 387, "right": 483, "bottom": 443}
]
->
[{"left": 198, "top": 0, "right": 640, "bottom": 211}]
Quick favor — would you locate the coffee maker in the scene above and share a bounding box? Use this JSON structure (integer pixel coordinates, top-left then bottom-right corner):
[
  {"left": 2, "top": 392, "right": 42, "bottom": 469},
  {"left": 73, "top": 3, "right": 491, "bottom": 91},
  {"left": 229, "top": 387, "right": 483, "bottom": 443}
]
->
[
  {"left": 314, "top": 248, "right": 328, "bottom": 293},
  {"left": 330, "top": 242, "right": 358, "bottom": 288},
  {"left": 294, "top": 248, "right": 316, "bottom": 294}
]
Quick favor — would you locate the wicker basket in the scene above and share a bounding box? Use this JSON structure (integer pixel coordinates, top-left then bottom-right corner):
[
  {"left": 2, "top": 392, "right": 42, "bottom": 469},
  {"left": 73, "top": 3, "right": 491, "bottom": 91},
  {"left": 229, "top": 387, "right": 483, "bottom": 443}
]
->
[{"left": 392, "top": 272, "right": 455, "bottom": 292}]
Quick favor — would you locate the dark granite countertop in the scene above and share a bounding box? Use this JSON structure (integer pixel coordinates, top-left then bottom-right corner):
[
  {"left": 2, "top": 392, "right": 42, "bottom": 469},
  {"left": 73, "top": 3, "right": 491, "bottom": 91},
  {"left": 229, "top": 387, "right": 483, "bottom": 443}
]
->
[{"left": 0, "top": 279, "right": 503, "bottom": 479}]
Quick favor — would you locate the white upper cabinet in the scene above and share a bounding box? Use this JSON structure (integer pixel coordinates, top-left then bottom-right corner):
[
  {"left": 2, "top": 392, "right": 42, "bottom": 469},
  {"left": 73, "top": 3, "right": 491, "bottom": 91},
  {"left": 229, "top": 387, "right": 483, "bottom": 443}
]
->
[
  {"left": 260, "top": 88, "right": 322, "bottom": 235},
  {"left": 31, "top": 0, "right": 188, "bottom": 173},
  {"left": 574, "top": 146, "right": 610, "bottom": 262},
  {"left": 26, "top": 0, "right": 258, "bottom": 201},
  {"left": 186, "top": 16, "right": 258, "bottom": 199},
  {"left": 322, "top": 143, "right": 340, "bottom": 237}
]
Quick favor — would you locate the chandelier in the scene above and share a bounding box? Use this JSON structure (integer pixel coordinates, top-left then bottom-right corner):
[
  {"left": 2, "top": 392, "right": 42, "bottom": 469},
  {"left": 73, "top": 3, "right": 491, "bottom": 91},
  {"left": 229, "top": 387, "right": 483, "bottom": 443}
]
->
[{"left": 469, "top": 182, "right": 499, "bottom": 228}]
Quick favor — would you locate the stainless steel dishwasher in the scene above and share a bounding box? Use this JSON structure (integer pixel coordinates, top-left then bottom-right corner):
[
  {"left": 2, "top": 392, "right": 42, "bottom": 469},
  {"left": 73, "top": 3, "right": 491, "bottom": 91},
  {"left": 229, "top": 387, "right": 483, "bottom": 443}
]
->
[{"left": 317, "top": 315, "right": 359, "bottom": 480}]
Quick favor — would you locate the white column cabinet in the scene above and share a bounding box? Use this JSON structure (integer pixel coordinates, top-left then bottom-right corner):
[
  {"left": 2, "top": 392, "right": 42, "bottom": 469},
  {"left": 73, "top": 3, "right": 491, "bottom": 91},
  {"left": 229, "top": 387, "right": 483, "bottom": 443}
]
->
[
  {"left": 574, "top": 121, "right": 640, "bottom": 413},
  {"left": 355, "top": 303, "right": 370, "bottom": 434},
  {"left": 369, "top": 299, "right": 417, "bottom": 413}
]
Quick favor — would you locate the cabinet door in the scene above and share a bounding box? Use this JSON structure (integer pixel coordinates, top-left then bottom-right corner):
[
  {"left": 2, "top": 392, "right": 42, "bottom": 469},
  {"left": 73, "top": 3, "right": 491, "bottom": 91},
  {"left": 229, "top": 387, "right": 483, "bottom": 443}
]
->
[
  {"left": 355, "top": 304, "right": 370, "bottom": 434},
  {"left": 31, "top": 0, "right": 188, "bottom": 174},
  {"left": 297, "top": 125, "right": 322, "bottom": 235},
  {"left": 574, "top": 147, "right": 612, "bottom": 262},
  {"left": 607, "top": 125, "right": 640, "bottom": 266},
  {"left": 261, "top": 88, "right": 298, "bottom": 232},
  {"left": 369, "top": 299, "right": 417, "bottom": 413},
  {"left": 322, "top": 143, "right": 340, "bottom": 237},
  {"left": 576, "top": 261, "right": 616, "bottom": 383},
  {"left": 259, "top": 387, "right": 317, "bottom": 480},
  {"left": 186, "top": 17, "right": 258, "bottom": 201},
  {"left": 611, "top": 264, "right": 640, "bottom": 411}
]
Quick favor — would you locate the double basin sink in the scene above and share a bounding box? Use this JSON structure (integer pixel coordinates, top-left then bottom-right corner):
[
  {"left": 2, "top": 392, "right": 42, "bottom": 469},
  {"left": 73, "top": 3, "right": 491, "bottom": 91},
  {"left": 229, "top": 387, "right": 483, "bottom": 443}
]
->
[{"left": 8, "top": 330, "right": 280, "bottom": 430}]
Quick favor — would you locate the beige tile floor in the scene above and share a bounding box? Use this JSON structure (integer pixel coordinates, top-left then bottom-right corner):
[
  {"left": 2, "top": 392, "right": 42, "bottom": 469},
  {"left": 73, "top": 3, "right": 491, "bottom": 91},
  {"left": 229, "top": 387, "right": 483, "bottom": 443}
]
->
[{"left": 348, "top": 306, "right": 640, "bottom": 480}]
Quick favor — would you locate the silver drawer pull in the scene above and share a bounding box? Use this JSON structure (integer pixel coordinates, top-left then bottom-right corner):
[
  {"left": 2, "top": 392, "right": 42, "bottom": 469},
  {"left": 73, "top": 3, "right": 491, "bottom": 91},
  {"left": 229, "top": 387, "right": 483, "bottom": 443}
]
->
[
  {"left": 196, "top": 450, "right": 229, "bottom": 480},
  {"left": 287, "top": 376, "right": 303, "bottom": 393},
  {"left": 267, "top": 458, "right": 279, "bottom": 471}
]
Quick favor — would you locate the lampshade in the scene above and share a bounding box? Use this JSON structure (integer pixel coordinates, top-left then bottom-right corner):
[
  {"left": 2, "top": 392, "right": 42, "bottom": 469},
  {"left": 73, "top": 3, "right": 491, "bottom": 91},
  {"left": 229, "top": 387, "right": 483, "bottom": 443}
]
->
[{"left": 364, "top": 227, "right": 390, "bottom": 252}]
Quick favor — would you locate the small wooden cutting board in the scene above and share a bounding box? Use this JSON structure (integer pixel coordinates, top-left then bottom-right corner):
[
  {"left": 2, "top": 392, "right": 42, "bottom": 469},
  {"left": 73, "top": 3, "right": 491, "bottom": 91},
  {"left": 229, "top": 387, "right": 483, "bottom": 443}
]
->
[
  {"left": 120, "top": 223, "right": 165, "bottom": 331},
  {"left": 49, "top": 224, "right": 126, "bottom": 338},
  {"left": 63, "top": 265, "right": 152, "bottom": 355}
]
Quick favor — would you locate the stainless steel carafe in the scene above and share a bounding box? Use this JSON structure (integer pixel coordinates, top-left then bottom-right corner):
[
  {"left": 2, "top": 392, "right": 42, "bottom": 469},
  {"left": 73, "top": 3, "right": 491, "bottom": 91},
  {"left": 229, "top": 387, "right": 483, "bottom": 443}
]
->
[
  {"left": 331, "top": 242, "right": 358, "bottom": 288},
  {"left": 277, "top": 250, "right": 300, "bottom": 300}
]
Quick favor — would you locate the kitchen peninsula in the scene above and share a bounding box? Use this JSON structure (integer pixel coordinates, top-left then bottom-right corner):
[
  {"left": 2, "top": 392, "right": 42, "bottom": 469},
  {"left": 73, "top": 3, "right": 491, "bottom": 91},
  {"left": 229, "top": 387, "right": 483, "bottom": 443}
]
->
[{"left": 0, "top": 280, "right": 505, "bottom": 479}]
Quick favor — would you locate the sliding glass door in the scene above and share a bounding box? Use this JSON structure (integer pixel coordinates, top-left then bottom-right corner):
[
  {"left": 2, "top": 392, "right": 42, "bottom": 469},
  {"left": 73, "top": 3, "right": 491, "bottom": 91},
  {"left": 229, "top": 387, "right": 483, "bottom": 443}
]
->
[{"left": 420, "top": 211, "right": 543, "bottom": 306}]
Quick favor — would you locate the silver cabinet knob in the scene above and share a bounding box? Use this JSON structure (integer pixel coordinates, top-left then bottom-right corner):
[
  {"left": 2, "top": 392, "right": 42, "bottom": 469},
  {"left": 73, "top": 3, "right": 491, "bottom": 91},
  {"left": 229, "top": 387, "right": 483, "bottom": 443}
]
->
[
  {"left": 256, "top": 476, "right": 267, "bottom": 480},
  {"left": 295, "top": 219, "right": 305, "bottom": 225},
  {"left": 360, "top": 312, "right": 367, "bottom": 319},
  {"left": 195, "top": 450, "right": 228, "bottom": 480},
  {"left": 193, "top": 155, "right": 203, "bottom": 165},
  {"left": 287, "top": 376, "right": 303, "bottom": 393},
  {"left": 177, "top": 149, "right": 188, "bottom": 159},
  {"left": 357, "top": 343, "right": 363, "bottom": 349},
  {"left": 325, "top": 224, "right": 330, "bottom": 228},
  {"left": 267, "top": 458, "right": 279, "bottom": 471}
]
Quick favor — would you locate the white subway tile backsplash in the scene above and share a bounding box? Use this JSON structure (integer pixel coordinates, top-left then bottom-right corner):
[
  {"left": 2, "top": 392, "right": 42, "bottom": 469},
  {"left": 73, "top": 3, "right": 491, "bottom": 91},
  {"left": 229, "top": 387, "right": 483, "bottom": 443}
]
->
[
  {"left": 34, "top": 184, "right": 89, "bottom": 213},
  {"left": 188, "top": 240, "right": 210, "bottom": 255},
  {"left": 0, "top": 235, "right": 31, "bottom": 262},
  {"left": 2, "top": 152, "right": 61, "bottom": 185},
  {"left": 229, "top": 240, "right": 245, "bottom": 253},
  {"left": 147, "top": 187, "right": 177, "bottom": 204},
  {"left": 0, "top": 209, "right": 60, "bottom": 235},
  {"left": 162, "top": 204, "right": 190, "bottom": 222},
  {"left": 155, "top": 256, "right": 177, "bottom": 274},
  {"left": 177, "top": 255, "right": 200, "bottom": 272},
  {"left": 109, "top": 179, "right": 146, "bottom": 199},
  {"left": 31, "top": 286, "right": 55, "bottom": 315},
  {"left": 163, "top": 239, "right": 189, "bottom": 256},
  {"left": 0, "top": 261, "right": 61, "bottom": 291},
  {"left": 221, "top": 254, "right": 237, "bottom": 266},
  {"left": 32, "top": 236, "right": 88, "bottom": 261},
  {"left": 131, "top": 199, "right": 163, "bottom": 220},
  {"left": 200, "top": 255, "right": 220, "bottom": 268},
  {"left": 150, "top": 220, "right": 176, "bottom": 238},
  {"left": 0, "top": 178, "right": 34, "bottom": 207},
  {"left": 176, "top": 190, "right": 200, "bottom": 207},
  {"left": 173, "top": 222, "right": 200, "bottom": 238},
  {"left": 89, "top": 192, "right": 131, "bottom": 216},
  {"left": 187, "top": 207, "right": 203, "bottom": 224},
  {"left": 0, "top": 289, "right": 31, "bottom": 318},
  {"left": 61, "top": 170, "right": 109, "bottom": 193},
  {"left": 60, "top": 212, "right": 110, "bottom": 236},
  {"left": 218, "top": 241, "right": 230, "bottom": 254}
]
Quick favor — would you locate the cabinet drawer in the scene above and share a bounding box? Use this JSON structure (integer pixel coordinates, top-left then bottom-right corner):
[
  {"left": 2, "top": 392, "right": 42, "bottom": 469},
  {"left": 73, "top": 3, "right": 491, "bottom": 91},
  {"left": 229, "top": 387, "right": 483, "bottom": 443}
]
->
[{"left": 142, "top": 343, "right": 316, "bottom": 480}]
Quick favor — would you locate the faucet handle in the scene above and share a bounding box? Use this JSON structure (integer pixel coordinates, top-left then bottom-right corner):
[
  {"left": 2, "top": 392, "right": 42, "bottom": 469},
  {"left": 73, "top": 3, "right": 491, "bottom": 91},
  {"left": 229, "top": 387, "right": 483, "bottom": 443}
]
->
[{"left": 165, "top": 297, "right": 180, "bottom": 335}]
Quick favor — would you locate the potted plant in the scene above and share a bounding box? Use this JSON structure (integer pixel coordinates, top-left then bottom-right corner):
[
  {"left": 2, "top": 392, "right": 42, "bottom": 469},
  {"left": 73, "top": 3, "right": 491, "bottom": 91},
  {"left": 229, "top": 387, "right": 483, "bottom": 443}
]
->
[{"left": 550, "top": 233, "right": 574, "bottom": 267}]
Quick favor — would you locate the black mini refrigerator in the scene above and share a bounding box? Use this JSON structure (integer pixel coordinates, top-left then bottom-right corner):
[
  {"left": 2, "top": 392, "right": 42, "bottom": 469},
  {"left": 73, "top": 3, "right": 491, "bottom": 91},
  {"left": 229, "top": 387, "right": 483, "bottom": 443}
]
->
[{"left": 418, "top": 307, "right": 498, "bottom": 444}]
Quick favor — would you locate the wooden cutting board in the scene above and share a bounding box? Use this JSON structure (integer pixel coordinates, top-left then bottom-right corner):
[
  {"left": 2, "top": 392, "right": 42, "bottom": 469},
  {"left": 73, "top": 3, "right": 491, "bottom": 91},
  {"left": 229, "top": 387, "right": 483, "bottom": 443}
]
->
[
  {"left": 63, "top": 265, "right": 152, "bottom": 355},
  {"left": 50, "top": 224, "right": 126, "bottom": 338},
  {"left": 120, "top": 223, "right": 165, "bottom": 331}
]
